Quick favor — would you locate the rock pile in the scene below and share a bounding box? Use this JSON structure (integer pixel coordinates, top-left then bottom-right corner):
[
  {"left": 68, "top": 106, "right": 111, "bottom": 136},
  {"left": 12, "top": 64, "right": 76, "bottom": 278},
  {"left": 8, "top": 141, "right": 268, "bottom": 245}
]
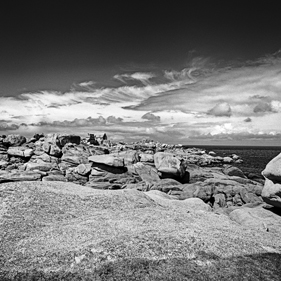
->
[{"left": 0, "top": 133, "right": 265, "bottom": 209}]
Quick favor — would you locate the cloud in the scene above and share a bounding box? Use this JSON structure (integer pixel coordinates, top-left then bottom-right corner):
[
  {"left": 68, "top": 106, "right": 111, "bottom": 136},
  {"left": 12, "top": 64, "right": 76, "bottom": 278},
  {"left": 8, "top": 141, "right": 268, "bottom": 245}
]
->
[
  {"left": 253, "top": 102, "right": 272, "bottom": 113},
  {"left": 0, "top": 122, "right": 20, "bottom": 131},
  {"left": 1, "top": 52, "right": 281, "bottom": 145},
  {"left": 207, "top": 102, "right": 232, "bottom": 117},
  {"left": 114, "top": 72, "right": 155, "bottom": 85},
  {"left": 141, "top": 112, "right": 160, "bottom": 122},
  {"left": 106, "top": 116, "right": 123, "bottom": 124},
  {"left": 78, "top": 81, "right": 95, "bottom": 88},
  {"left": 31, "top": 116, "right": 106, "bottom": 127}
]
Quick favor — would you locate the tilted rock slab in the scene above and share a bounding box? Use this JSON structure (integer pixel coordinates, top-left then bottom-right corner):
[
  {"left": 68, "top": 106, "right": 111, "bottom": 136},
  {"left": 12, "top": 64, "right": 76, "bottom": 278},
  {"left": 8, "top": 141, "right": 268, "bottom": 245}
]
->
[{"left": 88, "top": 154, "right": 124, "bottom": 167}]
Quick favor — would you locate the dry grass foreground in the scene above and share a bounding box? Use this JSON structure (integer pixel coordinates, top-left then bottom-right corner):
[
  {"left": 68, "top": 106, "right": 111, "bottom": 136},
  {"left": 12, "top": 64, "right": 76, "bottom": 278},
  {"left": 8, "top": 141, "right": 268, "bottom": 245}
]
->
[{"left": 0, "top": 181, "right": 281, "bottom": 281}]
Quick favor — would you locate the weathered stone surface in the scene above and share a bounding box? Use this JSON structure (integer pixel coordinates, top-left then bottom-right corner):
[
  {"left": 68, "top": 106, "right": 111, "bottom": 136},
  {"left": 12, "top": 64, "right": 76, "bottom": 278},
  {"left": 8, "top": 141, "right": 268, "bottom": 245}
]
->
[
  {"left": 86, "top": 181, "right": 122, "bottom": 190},
  {"left": 42, "top": 133, "right": 62, "bottom": 157},
  {"left": 2, "top": 134, "right": 26, "bottom": 147},
  {"left": 213, "top": 193, "right": 226, "bottom": 208},
  {"left": 127, "top": 162, "right": 160, "bottom": 183},
  {"left": 61, "top": 144, "right": 90, "bottom": 165},
  {"left": 223, "top": 156, "right": 233, "bottom": 163},
  {"left": 42, "top": 175, "right": 67, "bottom": 182},
  {"left": 151, "top": 178, "right": 183, "bottom": 193},
  {"left": 88, "top": 168, "right": 138, "bottom": 189},
  {"left": 0, "top": 170, "right": 41, "bottom": 183},
  {"left": 262, "top": 152, "right": 281, "bottom": 183},
  {"left": 88, "top": 154, "right": 124, "bottom": 167},
  {"left": 43, "top": 143, "right": 62, "bottom": 157},
  {"left": 24, "top": 161, "right": 55, "bottom": 172},
  {"left": 124, "top": 181, "right": 150, "bottom": 191},
  {"left": 145, "top": 190, "right": 211, "bottom": 212},
  {"left": 31, "top": 152, "right": 60, "bottom": 164},
  {"left": 74, "top": 163, "right": 92, "bottom": 176},
  {"left": 154, "top": 152, "right": 185, "bottom": 176},
  {"left": 139, "top": 153, "right": 154, "bottom": 163},
  {"left": 261, "top": 178, "right": 281, "bottom": 208},
  {"left": 229, "top": 205, "right": 281, "bottom": 232},
  {"left": 7, "top": 146, "right": 34, "bottom": 158},
  {"left": 0, "top": 160, "right": 9, "bottom": 169},
  {"left": 223, "top": 165, "right": 246, "bottom": 178},
  {"left": 88, "top": 145, "right": 109, "bottom": 156},
  {"left": 111, "top": 150, "right": 139, "bottom": 166},
  {"left": 0, "top": 153, "right": 8, "bottom": 162},
  {"left": 65, "top": 170, "right": 88, "bottom": 185},
  {"left": 185, "top": 164, "right": 215, "bottom": 183}
]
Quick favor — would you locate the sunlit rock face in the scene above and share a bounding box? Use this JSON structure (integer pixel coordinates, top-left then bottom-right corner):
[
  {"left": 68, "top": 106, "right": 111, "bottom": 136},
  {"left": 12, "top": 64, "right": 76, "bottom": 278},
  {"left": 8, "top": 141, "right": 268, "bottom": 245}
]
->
[{"left": 261, "top": 153, "right": 281, "bottom": 208}]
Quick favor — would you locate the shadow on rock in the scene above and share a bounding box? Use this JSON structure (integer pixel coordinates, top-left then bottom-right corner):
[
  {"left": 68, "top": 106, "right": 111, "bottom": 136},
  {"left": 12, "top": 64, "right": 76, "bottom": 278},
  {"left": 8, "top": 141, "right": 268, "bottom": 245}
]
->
[{"left": 1, "top": 252, "right": 281, "bottom": 281}]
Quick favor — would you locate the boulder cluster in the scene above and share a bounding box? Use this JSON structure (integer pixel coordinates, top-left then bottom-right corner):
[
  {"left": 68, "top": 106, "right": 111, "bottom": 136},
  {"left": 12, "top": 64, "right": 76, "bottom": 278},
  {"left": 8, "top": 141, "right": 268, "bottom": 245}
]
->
[{"left": 0, "top": 133, "right": 266, "bottom": 210}]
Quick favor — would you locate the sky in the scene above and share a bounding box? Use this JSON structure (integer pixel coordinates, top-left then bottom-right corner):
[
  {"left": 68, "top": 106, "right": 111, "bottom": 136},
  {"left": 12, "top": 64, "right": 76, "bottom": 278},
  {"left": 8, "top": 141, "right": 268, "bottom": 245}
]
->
[{"left": 1, "top": 1, "right": 281, "bottom": 145}]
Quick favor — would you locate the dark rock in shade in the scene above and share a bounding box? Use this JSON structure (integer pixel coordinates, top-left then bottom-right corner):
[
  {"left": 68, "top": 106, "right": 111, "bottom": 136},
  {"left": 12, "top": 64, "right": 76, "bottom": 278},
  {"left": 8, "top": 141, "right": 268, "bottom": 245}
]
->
[
  {"left": 2, "top": 134, "right": 26, "bottom": 147},
  {"left": 91, "top": 163, "right": 127, "bottom": 174},
  {"left": 57, "top": 134, "right": 81, "bottom": 147},
  {"left": 223, "top": 165, "right": 246, "bottom": 178},
  {"left": 88, "top": 134, "right": 99, "bottom": 145}
]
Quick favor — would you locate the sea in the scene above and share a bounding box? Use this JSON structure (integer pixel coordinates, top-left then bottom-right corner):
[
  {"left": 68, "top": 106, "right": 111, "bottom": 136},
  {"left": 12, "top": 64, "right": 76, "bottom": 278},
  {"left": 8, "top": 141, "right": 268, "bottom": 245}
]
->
[{"left": 183, "top": 145, "right": 281, "bottom": 177}]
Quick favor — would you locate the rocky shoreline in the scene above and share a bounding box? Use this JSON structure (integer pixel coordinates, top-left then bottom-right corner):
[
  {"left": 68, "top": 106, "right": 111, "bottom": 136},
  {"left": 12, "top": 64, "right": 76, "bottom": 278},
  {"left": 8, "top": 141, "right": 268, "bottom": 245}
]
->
[
  {"left": 0, "top": 133, "right": 264, "bottom": 208},
  {"left": 1, "top": 133, "right": 281, "bottom": 279},
  {"left": 1, "top": 132, "right": 281, "bottom": 222}
]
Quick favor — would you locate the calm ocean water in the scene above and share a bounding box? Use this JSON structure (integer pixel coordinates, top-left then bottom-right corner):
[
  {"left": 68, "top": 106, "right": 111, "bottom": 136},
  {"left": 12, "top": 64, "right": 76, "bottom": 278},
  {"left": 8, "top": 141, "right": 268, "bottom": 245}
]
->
[{"left": 184, "top": 145, "right": 281, "bottom": 177}]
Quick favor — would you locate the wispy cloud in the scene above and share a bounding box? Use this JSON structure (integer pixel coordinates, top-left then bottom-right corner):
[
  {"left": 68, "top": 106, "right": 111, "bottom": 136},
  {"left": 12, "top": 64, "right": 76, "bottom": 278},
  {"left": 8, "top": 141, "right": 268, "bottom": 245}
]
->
[
  {"left": 114, "top": 72, "right": 155, "bottom": 85},
  {"left": 1, "top": 53, "right": 281, "bottom": 144}
]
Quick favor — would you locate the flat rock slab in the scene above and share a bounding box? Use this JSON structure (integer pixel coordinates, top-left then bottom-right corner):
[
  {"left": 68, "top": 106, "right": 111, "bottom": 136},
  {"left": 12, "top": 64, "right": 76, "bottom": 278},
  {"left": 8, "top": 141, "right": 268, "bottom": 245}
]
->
[
  {"left": 229, "top": 205, "right": 281, "bottom": 233},
  {"left": 1, "top": 181, "right": 281, "bottom": 280},
  {"left": 89, "top": 154, "right": 124, "bottom": 167}
]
